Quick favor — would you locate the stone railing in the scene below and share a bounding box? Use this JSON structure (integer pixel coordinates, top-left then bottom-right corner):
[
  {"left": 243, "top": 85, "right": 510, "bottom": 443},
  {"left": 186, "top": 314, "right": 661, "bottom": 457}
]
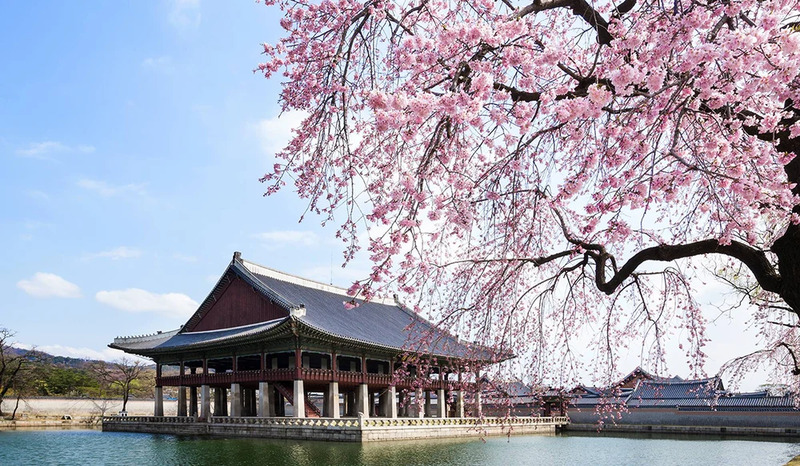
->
[
  {"left": 359, "top": 416, "right": 569, "bottom": 428},
  {"left": 209, "top": 416, "right": 362, "bottom": 428},
  {"left": 103, "top": 414, "right": 568, "bottom": 427},
  {"left": 102, "top": 416, "right": 197, "bottom": 423}
]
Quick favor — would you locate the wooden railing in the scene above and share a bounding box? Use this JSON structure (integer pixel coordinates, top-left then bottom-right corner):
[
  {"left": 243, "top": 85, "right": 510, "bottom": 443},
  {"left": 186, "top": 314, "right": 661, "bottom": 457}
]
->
[{"left": 157, "top": 369, "right": 460, "bottom": 389}]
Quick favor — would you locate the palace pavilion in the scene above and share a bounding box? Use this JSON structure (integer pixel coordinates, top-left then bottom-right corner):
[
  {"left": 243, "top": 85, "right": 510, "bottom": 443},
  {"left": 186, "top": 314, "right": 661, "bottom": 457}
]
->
[{"left": 110, "top": 252, "right": 495, "bottom": 421}]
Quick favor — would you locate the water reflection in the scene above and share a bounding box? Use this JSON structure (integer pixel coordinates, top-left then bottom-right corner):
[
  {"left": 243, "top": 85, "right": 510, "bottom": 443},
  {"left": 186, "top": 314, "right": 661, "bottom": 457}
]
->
[{"left": 0, "top": 430, "right": 798, "bottom": 466}]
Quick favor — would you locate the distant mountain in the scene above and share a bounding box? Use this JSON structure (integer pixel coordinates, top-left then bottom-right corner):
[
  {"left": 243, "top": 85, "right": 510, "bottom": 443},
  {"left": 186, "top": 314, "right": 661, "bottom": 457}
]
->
[{"left": 10, "top": 346, "right": 154, "bottom": 370}]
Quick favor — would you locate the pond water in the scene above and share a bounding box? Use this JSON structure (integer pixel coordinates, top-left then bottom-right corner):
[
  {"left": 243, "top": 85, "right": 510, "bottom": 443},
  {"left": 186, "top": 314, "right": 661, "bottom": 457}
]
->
[{"left": 1, "top": 429, "right": 798, "bottom": 466}]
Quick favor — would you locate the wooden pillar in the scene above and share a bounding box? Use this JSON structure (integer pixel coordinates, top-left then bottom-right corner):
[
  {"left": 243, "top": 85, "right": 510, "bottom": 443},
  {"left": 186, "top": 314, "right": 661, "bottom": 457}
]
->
[
  {"left": 200, "top": 385, "right": 211, "bottom": 420},
  {"left": 293, "top": 379, "right": 305, "bottom": 418},
  {"left": 294, "top": 348, "right": 303, "bottom": 379},
  {"left": 153, "top": 386, "right": 164, "bottom": 417}
]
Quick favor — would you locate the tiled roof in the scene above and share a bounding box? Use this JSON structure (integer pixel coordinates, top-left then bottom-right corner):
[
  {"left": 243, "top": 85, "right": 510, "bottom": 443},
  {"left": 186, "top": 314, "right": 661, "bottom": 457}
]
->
[
  {"left": 110, "top": 253, "right": 489, "bottom": 360},
  {"left": 627, "top": 378, "right": 723, "bottom": 400},
  {"left": 242, "top": 260, "right": 482, "bottom": 358},
  {"left": 111, "top": 319, "right": 287, "bottom": 352}
]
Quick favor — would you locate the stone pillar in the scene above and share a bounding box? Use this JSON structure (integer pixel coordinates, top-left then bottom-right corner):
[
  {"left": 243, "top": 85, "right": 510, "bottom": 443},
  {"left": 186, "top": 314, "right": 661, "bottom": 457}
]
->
[
  {"left": 357, "top": 383, "right": 370, "bottom": 418},
  {"left": 293, "top": 379, "right": 306, "bottom": 418},
  {"left": 456, "top": 390, "right": 465, "bottom": 418},
  {"left": 437, "top": 388, "right": 447, "bottom": 418},
  {"left": 474, "top": 391, "right": 482, "bottom": 418},
  {"left": 258, "top": 382, "right": 270, "bottom": 417},
  {"left": 415, "top": 388, "right": 424, "bottom": 418},
  {"left": 200, "top": 385, "right": 211, "bottom": 420},
  {"left": 388, "top": 386, "right": 398, "bottom": 418},
  {"left": 327, "top": 381, "right": 340, "bottom": 418},
  {"left": 190, "top": 386, "right": 198, "bottom": 417},
  {"left": 425, "top": 390, "right": 432, "bottom": 417},
  {"left": 154, "top": 386, "right": 164, "bottom": 417},
  {"left": 213, "top": 388, "right": 223, "bottom": 416},
  {"left": 177, "top": 386, "right": 187, "bottom": 416},
  {"left": 230, "top": 383, "right": 242, "bottom": 417}
]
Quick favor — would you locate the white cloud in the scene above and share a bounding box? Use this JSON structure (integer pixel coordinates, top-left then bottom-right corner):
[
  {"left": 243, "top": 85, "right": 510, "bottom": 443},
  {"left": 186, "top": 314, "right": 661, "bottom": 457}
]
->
[
  {"left": 169, "top": 0, "right": 201, "bottom": 31},
  {"left": 26, "top": 190, "right": 50, "bottom": 201},
  {"left": 16, "top": 141, "right": 95, "bottom": 160},
  {"left": 17, "top": 273, "right": 82, "bottom": 298},
  {"left": 85, "top": 246, "right": 142, "bottom": 261},
  {"left": 77, "top": 178, "right": 147, "bottom": 198},
  {"left": 254, "top": 230, "right": 320, "bottom": 247},
  {"left": 141, "top": 56, "right": 173, "bottom": 72},
  {"left": 96, "top": 288, "right": 198, "bottom": 318},
  {"left": 253, "top": 110, "right": 308, "bottom": 156},
  {"left": 173, "top": 253, "right": 198, "bottom": 262}
]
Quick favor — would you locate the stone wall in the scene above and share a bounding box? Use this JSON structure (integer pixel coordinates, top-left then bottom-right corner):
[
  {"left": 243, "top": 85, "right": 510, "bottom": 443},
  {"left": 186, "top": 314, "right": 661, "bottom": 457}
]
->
[{"left": 103, "top": 416, "right": 569, "bottom": 442}]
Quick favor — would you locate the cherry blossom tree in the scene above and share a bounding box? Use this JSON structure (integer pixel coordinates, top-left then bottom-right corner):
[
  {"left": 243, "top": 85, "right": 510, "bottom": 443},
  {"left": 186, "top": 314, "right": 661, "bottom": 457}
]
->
[{"left": 257, "top": 0, "right": 800, "bottom": 387}]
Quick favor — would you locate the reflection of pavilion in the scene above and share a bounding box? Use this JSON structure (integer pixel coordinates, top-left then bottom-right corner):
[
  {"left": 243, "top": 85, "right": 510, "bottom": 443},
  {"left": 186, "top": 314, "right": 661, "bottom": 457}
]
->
[{"left": 110, "top": 252, "right": 492, "bottom": 422}]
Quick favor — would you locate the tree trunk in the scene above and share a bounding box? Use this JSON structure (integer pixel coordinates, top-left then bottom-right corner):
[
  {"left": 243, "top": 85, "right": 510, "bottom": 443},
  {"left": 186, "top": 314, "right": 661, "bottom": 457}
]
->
[{"left": 11, "top": 393, "right": 21, "bottom": 420}]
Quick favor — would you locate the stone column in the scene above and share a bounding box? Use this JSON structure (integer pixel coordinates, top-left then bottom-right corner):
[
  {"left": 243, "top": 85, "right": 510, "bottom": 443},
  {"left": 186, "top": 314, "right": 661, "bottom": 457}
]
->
[
  {"left": 456, "top": 390, "right": 465, "bottom": 418},
  {"left": 221, "top": 388, "right": 229, "bottom": 416},
  {"left": 437, "top": 388, "right": 447, "bottom": 418},
  {"left": 154, "top": 386, "right": 164, "bottom": 417},
  {"left": 177, "top": 386, "right": 187, "bottom": 416},
  {"left": 230, "top": 383, "right": 242, "bottom": 417},
  {"left": 474, "top": 391, "right": 482, "bottom": 418},
  {"left": 190, "top": 386, "right": 198, "bottom": 417},
  {"left": 357, "top": 383, "right": 370, "bottom": 418},
  {"left": 293, "top": 379, "right": 306, "bottom": 418},
  {"left": 258, "top": 382, "right": 270, "bottom": 417},
  {"left": 200, "top": 385, "right": 211, "bottom": 420},
  {"left": 328, "top": 381, "right": 340, "bottom": 418},
  {"left": 415, "top": 388, "right": 424, "bottom": 418},
  {"left": 388, "top": 386, "right": 398, "bottom": 418}
]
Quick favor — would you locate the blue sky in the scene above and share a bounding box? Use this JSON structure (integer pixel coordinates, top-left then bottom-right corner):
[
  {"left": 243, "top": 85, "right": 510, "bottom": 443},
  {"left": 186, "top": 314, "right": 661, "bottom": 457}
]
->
[
  {"left": 0, "top": 1, "right": 769, "bottom": 389},
  {"left": 1, "top": 0, "right": 367, "bottom": 360}
]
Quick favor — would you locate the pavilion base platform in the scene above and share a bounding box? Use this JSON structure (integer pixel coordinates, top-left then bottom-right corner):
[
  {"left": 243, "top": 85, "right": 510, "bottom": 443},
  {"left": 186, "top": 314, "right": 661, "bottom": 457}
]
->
[{"left": 102, "top": 415, "right": 569, "bottom": 442}]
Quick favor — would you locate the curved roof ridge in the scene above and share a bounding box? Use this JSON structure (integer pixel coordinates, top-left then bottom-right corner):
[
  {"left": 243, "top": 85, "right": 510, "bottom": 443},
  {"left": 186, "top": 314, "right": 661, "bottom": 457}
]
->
[
  {"left": 240, "top": 257, "right": 397, "bottom": 306},
  {"left": 114, "top": 328, "right": 180, "bottom": 344}
]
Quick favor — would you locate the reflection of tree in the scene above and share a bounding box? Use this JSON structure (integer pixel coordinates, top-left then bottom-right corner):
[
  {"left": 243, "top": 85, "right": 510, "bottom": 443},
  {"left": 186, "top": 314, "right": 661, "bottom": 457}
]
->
[{"left": 90, "top": 357, "right": 146, "bottom": 413}]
